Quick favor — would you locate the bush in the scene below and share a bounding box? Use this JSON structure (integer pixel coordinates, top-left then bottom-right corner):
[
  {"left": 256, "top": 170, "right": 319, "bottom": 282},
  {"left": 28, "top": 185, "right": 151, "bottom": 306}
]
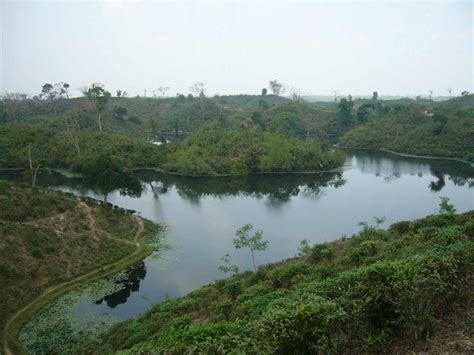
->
[
  {"left": 310, "top": 245, "right": 334, "bottom": 263},
  {"left": 271, "top": 262, "right": 310, "bottom": 288}
]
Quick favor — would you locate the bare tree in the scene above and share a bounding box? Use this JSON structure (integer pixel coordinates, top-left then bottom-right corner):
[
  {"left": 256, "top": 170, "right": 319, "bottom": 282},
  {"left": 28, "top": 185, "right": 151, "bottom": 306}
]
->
[
  {"left": 289, "top": 87, "right": 302, "bottom": 102},
  {"left": 190, "top": 82, "right": 207, "bottom": 98},
  {"left": 332, "top": 90, "right": 339, "bottom": 102},
  {"left": 157, "top": 86, "right": 170, "bottom": 98},
  {"left": 447, "top": 88, "right": 452, "bottom": 97},
  {"left": 429, "top": 89, "right": 433, "bottom": 100}
]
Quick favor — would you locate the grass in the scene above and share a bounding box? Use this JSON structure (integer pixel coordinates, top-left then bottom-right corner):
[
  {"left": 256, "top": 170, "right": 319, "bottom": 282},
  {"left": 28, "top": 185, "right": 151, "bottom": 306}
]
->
[
  {"left": 85, "top": 209, "right": 474, "bottom": 354},
  {"left": 0, "top": 180, "right": 162, "bottom": 354}
]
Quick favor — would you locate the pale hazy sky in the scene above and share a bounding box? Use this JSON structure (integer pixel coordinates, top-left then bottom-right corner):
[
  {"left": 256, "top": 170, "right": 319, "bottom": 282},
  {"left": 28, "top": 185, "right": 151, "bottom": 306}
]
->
[{"left": 1, "top": 0, "right": 473, "bottom": 97}]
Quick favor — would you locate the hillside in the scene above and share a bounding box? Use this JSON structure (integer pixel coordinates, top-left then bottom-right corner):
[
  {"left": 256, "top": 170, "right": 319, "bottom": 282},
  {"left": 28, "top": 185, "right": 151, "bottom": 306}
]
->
[
  {"left": 339, "top": 98, "right": 474, "bottom": 161},
  {"left": 85, "top": 207, "right": 474, "bottom": 354},
  {"left": 0, "top": 180, "right": 158, "bottom": 353},
  {"left": 161, "top": 128, "right": 345, "bottom": 176}
]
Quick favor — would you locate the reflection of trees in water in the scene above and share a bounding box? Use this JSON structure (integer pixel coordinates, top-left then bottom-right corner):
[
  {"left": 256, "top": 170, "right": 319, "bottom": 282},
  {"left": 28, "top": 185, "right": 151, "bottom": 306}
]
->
[
  {"left": 429, "top": 169, "right": 446, "bottom": 192},
  {"left": 344, "top": 149, "right": 474, "bottom": 192},
  {"left": 135, "top": 170, "right": 346, "bottom": 204},
  {"left": 95, "top": 262, "right": 146, "bottom": 309}
]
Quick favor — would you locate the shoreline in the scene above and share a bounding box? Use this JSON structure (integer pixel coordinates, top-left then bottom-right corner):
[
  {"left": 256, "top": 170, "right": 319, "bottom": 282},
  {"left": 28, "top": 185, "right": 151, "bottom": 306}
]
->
[
  {"left": 132, "top": 166, "right": 346, "bottom": 177},
  {"left": 336, "top": 146, "right": 474, "bottom": 166},
  {"left": 2, "top": 216, "right": 155, "bottom": 355}
]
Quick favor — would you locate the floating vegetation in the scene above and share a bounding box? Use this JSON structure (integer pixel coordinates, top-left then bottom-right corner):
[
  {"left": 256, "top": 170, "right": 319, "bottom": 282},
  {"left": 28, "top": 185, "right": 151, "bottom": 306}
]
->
[{"left": 19, "top": 271, "right": 132, "bottom": 354}]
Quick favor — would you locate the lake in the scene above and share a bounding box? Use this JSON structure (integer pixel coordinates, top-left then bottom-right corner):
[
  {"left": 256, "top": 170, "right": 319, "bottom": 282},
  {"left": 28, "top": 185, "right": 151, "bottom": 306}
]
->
[{"left": 3, "top": 149, "right": 474, "bottom": 321}]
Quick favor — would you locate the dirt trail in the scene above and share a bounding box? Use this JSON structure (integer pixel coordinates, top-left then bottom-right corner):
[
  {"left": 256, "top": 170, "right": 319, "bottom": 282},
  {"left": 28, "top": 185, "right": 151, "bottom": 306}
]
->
[
  {"left": 78, "top": 202, "right": 136, "bottom": 245},
  {"left": 3, "top": 202, "right": 148, "bottom": 355}
]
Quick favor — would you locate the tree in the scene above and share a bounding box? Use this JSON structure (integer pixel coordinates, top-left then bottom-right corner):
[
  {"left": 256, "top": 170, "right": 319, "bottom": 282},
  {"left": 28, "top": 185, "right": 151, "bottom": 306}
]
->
[
  {"left": 116, "top": 90, "right": 123, "bottom": 97},
  {"left": 461, "top": 91, "right": 470, "bottom": 97},
  {"left": 40, "top": 83, "right": 55, "bottom": 100},
  {"left": 82, "top": 83, "right": 111, "bottom": 131},
  {"left": 82, "top": 154, "right": 142, "bottom": 203},
  {"left": 156, "top": 86, "right": 170, "bottom": 98},
  {"left": 261, "top": 88, "right": 267, "bottom": 96},
  {"left": 447, "top": 88, "right": 452, "bottom": 97},
  {"left": 59, "top": 82, "right": 70, "bottom": 99},
  {"left": 429, "top": 90, "right": 433, "bottom": 100},
  {"left": 357, "top": 103, "right": 373, "bottom": 123},
  {"left": 269, "top": 80, "right": 285, "bottom": 96},
  {"left": 233, "top": 224, "right": 269, "bottom": 272},
  {"left": 113, "top": 107, "right": 128, "bottom": 120},
  {"left": 190, "top": 82, "right": 206, "bottom": 98},
  {"left": 372, "top": 91, "right": 378, "bottom": 101},
  {"left": 64, "top": 103, "right": 85, "bottom": 157},
  {"left": 270, "top": 112, "right": 300, "bottom": 135},
  {"left": 11, "top": 127, "right": 49, "bottom": 187},
  {"left": 338, "top": 96, "right": 353, "bottom": 126},
  {"left": 218, "top": 254, "right": 239, "bottom": 274},
  {"left": 439, "top": 197, "right": 456, "bottom": 215},
  {"left": 290, "top": 88, "right": 302, "bottom": 102}
]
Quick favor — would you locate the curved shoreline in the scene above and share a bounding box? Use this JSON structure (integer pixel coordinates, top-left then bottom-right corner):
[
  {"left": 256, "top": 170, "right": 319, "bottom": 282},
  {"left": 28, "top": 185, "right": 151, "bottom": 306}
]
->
[
  {"left": 336, "top": 146, "right": 474, "bottom": 166},
  {"left": 132, "top": 166, "right": 346, "bottom": 177},
  {"left": 2, "top": 218, "right": 154, "bottom": 355}
]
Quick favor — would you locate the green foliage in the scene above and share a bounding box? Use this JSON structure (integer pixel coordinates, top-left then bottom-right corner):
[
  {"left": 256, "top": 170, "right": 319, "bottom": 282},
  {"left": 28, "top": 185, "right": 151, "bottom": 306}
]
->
[
  {"left": 87, "top": 210, "right": 474, "bottom": 354},
  {"left": 310, "top": 244, "right": 334, "bottom": 263},
  {"left": 340, "top": 103, "right": 474, "bottom": 161},
  {"left": 0, "top": 181, "right": 155, "bottom": 351},
  {"left": 439, "top": 196, "right": 456, "bottom": 215},
  {"left": 218, "top": 254, "right": 239, "bottom": 275},
  {"left": 233, "top": 224, "right": 269, "bottom": 271},
  {"left": 162, "top": 128, "right": 345, "bottom": 176},
  {"left": 297, "top": 239, "right": 312, "bottom": 256},
  {"left": 82, "top": 154, "right": 142, "bottom": 202}
]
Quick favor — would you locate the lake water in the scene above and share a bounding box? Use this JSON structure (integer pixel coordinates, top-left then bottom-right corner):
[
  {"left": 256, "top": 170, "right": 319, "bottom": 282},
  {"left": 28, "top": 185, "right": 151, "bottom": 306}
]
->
[{"left": 3, "top": 150, "right": 473, "bottom": 321}]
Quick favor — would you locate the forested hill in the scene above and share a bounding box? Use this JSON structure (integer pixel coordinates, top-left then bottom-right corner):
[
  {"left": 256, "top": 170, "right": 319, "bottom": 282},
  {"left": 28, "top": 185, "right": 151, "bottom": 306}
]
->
[
  {"left": 1, "top": 92, "right": 473, "bottom": 178},
  {"left": 85, "top": 207, "right": 474, "bottom": 354},
  {"left": 340, "top": 94, "right": 474, "bottom": 161},
  {"left": 0, "top": 180, "right": 158, "bottom": 353}
]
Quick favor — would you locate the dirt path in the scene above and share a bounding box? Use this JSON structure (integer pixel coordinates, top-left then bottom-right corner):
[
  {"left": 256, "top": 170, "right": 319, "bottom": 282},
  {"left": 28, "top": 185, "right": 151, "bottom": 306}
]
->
[{"left": 2, "top": 203, "right": 149, "bottom": 355}]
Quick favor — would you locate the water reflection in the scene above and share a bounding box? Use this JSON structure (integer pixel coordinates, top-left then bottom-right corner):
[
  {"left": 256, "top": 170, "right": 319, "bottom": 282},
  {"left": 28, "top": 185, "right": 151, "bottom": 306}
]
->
[
  {"left": 0, "top": 149, "right": 472, "bottom": 321},
  {"left": 346, "top": 150, "right": 474, "bottom": 191},
  {"left": 94, "top": 262, "right": 146, "bottom": 309},
  {"left": 136, "top": 171, "right": 347, "bottom": 204}
]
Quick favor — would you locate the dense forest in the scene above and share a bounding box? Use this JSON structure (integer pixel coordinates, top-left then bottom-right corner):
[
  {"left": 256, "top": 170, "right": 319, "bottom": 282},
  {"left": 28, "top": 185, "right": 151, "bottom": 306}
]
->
[{"left": 84, "top": 206, "right": 474, "bottom": 354}]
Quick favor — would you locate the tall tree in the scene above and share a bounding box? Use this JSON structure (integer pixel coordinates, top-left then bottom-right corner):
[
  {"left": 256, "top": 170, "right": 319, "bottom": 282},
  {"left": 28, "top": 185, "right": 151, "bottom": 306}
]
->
[
  {"left": 11, "top": 127, "right": 49, "bottom": 186},
  {"left": 64, "top": 103, "right": 85, "bottom": 157},
  {"left": 82, "top": 154, "right": 142, "bottom": 203},
  {"left": 233, "top": 224, "right": 269, "bottom": 272},
  {"left": 261, "top": 88, "right": 267, "bottom": 96},
  {"left": 82, "top": 83, "right": 111, "bottom": 131},
  {"left": 338, "top": 96, "right": 354, "bottom": 126}
]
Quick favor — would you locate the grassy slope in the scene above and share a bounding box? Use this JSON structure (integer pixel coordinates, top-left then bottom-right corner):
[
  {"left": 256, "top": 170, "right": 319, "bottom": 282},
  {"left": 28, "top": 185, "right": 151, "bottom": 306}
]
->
[
  {"left": 339, "top": 96, "right": 474, "bottom": 161},
  {"left": 87, "top": 210, "right": 474, "bottom": 354},
  {"left": 0, "top": 180, "right": 157, "bottom": 353}
]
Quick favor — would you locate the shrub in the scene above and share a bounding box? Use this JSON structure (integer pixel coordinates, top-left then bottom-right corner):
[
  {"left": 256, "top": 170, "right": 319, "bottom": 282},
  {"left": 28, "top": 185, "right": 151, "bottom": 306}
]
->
[
  {"left": 271, "top": 262, "right": 310, "bottom": 288},
  {"left": 310, "top": 244, "right": 335, "bottom": 263}
]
